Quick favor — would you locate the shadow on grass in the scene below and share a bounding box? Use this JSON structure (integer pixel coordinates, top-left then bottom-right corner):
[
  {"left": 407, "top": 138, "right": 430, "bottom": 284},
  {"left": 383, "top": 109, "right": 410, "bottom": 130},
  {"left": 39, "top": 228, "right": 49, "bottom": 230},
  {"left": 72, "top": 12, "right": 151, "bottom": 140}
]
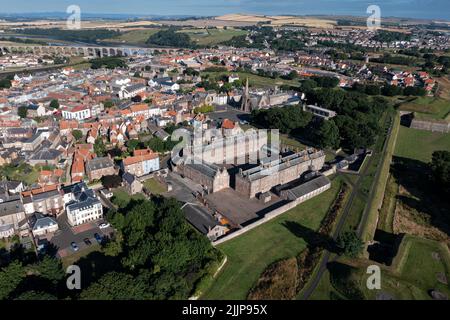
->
[
  {"left": 282, "top": 220, "right": 339, "bottom": 253},
  {"left": 391, "top": 156, "right": 450, "bottom": 236}
]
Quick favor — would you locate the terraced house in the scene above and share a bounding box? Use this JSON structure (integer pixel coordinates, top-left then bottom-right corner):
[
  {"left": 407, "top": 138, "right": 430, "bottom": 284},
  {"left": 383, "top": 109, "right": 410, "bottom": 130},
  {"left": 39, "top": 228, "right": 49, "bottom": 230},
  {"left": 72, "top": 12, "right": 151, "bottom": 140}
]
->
[{"left": 121, "top": 149, "right": 160, "bottom": 177}]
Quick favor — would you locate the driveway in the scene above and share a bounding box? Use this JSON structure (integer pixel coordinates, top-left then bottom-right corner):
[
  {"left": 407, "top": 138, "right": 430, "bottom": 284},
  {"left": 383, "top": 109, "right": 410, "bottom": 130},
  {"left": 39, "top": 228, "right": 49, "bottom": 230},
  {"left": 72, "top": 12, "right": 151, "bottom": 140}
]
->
[{"left": 51, "top": 212, "right": 114, "bottom": 258}]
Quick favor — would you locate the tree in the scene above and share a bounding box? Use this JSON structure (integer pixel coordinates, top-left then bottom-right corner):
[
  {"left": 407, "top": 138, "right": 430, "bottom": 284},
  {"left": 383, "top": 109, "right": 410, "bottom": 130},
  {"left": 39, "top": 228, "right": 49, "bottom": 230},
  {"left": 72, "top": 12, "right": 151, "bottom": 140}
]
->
[
  {"left": 15, "top": 290, "right": 57, "bottom": 300},
  {"left": 430, "top": 150, "right": 450, "bottom": 196},
  {"left": 18, "top": 106, "right": 28, "bottom": 118},
  {"left": 103, "top": 100, "right": 114, "bottom": 109},
  {"left": 101, "top": 175, "right": 122, "bottom": 189},
  {"left": 0, "top": 78, "right": 11, "bottom": 89},
  {"left": 49, "top": 99, "right": 60, "bottom": 109},
  {"left": 33, "top": 256, "right": 65, "bottom": 285},
  {"left": 94, "top": 138, "right": 107, "bottom": 157},
  {"left": 0, "top": 261, "right": 25, "bottom": 300},
  {"left": 314, "top": 119, "right": 340, "bottom": 149},
  {"left": 72, "top": 130, "right": 83, "bottom": 141},
  {"left": 337, "top": 231, "right": 364, "bottom": 258},
  {"left": 80, "top": 272, "right": 149, "bottom": 300},
  {"left": 251, "top": 105, "right": 312, "bottom": 134},
  {"left": 146, "top": 28, "right": 193, "bottom": 48},
  {"left": 126, "top": 140, "right": 141, "bottom": 153}
]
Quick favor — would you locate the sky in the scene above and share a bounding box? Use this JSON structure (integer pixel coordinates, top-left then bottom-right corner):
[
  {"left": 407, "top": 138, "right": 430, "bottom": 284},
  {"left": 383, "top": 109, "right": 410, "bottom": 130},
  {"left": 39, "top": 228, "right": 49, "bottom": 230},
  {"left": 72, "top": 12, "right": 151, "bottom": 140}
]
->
[{"left": 0, "top": 0, "right": 449, "bottom": 20}]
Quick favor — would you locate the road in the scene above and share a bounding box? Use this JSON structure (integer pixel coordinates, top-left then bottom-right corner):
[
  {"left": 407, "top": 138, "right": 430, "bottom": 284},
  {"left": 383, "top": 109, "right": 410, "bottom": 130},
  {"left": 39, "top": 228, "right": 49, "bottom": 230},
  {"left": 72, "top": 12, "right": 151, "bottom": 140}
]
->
[{"left": 301, "top": 114, "right": 394, "bottom": 300}]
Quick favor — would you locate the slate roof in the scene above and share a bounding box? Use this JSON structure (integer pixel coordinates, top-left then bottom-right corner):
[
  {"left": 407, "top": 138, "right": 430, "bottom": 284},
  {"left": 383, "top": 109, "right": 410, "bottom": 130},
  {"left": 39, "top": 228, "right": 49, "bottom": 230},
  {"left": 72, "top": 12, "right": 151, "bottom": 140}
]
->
[
  {"left": 182, "top": 203, "right": 219, "bottom": 235},
  {"left": 282, "top": 175, "right": 331, "bottom": 200}
]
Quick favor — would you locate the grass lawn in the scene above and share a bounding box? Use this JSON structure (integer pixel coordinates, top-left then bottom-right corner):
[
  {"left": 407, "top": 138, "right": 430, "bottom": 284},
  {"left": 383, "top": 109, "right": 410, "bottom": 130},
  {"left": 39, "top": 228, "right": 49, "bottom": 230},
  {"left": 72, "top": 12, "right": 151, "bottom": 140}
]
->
[
  {"left": 178, "top": 28, "right": 247, "bottom": 46},
  {"left": 201, "top": 71, "right": 301, "bottom": 89},
  {"left": 201, "top": 178, "right": 342, "bottom": 300},
  {"left": 394, "top": 126, "right": 450, "bottom": 163},
  {"left": 399, "top": 97, "right": 450, "bottom": 121},
  {"left": 0, "top": 163, "right": 40, "bottom": 185},
  {"left": 112, "top": 188, "right": 147, "bottom": 208},
  {"left": 143, "top": 178, "right": 166, "bottom": 195}
]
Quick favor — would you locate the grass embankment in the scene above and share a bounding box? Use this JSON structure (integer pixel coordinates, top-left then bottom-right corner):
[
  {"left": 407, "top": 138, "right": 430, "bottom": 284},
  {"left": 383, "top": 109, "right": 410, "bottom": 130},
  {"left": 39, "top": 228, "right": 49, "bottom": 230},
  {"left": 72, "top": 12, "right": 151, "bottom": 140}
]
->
[
  {"left": 310, "top": 235, "right": 450, "bottom": 300},
  {"left": 399, "top": 97, "right": 450, "bottom": 121},
  {"left": 201, "top": 178, "right": 343, "bottom": 300},
  {"left": 360, "top": 111, "right": 400, "bottom": 244}
]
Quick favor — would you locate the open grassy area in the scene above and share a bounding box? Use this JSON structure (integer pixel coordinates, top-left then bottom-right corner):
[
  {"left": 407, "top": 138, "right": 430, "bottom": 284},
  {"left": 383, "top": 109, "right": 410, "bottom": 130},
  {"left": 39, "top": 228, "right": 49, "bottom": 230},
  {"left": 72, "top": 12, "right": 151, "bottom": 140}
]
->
[
  {"left": 394, "top": 126, "right": 450, "bottom": 163},
  {"left": 143, "top": 178, "right": 166, "bottom": 195},
  {"left": 201, "top": 71, "right": 301, "bottom": 89},
  {"left": 112, "top": 188, "right": 147, "bottom": 208},
  {"left": 201, "top": 178, "right": 342, "bottom": 300},
  {"left": 0, "top": 163, "right": 40, "bottom": 185},
  {"left": 102, "top": 29, "right": 161, "bottom": 45},
  {"left": 310, "top": 236, "right": 450, "bottom": 300},
  {"left": 399, "top": 97, "right": 450, "bottom": 121},
  {"left": 178, "top": 28, "right": 247, "bottom": 46}
]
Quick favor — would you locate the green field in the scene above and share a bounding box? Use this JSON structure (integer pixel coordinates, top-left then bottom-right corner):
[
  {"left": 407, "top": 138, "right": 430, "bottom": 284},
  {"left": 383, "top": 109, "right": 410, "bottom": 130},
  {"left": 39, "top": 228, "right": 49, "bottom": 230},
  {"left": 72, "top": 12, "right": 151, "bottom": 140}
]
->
[
  {"left": 201, "top": 71, "right": 301, "bottom": 89},
  {"left": 178, "top": 28, "right": 247, "bottom": 46},
  {"left": 103, "top": 29, "right": 161, "bottom": 45},
  {"left": 363, "top": 236, "right": 450, "bottom": 300},
  {"left": 201, "top": 178, "right": 342, "bottom": 300},
  {"left": 399, "top": 97, "right": 450, "bottom": 121},
  {"left": 310, "top": 236, "right": 450, "bottom": 300},
  {"left": 394, "top": 126, "right": 450, "bottom": 162}
]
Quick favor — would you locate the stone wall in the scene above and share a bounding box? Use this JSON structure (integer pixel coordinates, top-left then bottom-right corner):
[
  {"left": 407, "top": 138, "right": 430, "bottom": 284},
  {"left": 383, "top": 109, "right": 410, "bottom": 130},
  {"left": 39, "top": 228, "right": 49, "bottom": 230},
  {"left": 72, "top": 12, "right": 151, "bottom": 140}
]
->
[{"left": 410, "top": 118, "right": 450, "bottom": 133}]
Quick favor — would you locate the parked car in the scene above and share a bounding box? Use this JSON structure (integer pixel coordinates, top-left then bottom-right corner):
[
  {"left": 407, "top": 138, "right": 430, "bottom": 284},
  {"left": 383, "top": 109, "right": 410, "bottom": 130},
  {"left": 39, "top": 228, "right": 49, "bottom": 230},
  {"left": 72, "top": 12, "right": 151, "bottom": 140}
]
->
[
  {"left": 83, "top": 238, "right": 92, "bottom": 246},
  {"left": 71, "top": 242, "right": 79, "bottom": 251},
  {"left": 94, "top": 233, "right": 103, "bottom": 244},
  {"left": 99, "top": 222, "right": 110, "bottom": 229}
]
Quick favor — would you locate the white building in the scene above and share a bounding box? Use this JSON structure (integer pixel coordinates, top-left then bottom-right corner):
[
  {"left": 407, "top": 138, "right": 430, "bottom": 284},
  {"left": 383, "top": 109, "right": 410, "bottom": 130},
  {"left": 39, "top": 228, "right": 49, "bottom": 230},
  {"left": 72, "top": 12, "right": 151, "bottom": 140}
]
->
[
  {"left": 61, "top": 182, "right": 103, "bottom": 227},
  {"left": 119, "top": 84, "right": 147, "bottom": 99},
  {"left": 61, "top": 105, "right": 92, "bottom": 121}
]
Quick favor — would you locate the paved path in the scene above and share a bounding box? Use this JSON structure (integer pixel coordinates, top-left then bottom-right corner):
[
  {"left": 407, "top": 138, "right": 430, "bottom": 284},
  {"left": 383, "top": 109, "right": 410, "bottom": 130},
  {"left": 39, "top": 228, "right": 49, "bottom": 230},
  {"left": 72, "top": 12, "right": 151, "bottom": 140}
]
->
[{"left": 301, "top": 114, "right": 394, "bottom": 300}]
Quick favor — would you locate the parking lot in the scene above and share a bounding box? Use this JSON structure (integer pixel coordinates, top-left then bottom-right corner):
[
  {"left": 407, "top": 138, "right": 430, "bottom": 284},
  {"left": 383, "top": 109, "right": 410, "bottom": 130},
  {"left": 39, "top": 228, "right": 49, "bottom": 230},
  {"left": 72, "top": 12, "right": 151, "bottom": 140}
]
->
[{"left": 50, "top": 212, "right": 114, "bottom": 258}]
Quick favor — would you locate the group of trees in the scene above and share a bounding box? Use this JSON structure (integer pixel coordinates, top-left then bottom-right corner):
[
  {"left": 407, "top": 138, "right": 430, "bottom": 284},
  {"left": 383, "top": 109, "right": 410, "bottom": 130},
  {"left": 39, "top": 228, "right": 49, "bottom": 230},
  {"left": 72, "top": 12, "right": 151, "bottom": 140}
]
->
[
  {"left": 84, "top": 197, "right": 221, "bottom": 300},
  {"left": 353, "top": 83, "right": 427, "bottom": 97},
  {"left": 0, "top": 249, "right": 65, "bottom": 300},
  {"left": 90, "top": 57, "right": 127, "bottom": 70},
  {"left": 306, "top": 89, "right": 390, "bottom": 149},
  {"left": 251, "top": 105, "right": 313, "bottom": 135},
  {"left": 0, "top": 76, "right": 13, "bottom": 89},
  {"left": 370, "top": 53, "right": 417, "bottom": 67},
  {"left": 371, "top": 30, "right": 411, "bottom": 43},
  {"left": 251, "top": 85, "right": 391, "bottom": 151},
  {"left": 0, "top": 197, "right": 221, "bottom": 300},
  {"left": 16, "top": 28, "right": 120, "bottom": 44},
  {"left": 146, "top": 28, "right": 193, "bottom": 48}
]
